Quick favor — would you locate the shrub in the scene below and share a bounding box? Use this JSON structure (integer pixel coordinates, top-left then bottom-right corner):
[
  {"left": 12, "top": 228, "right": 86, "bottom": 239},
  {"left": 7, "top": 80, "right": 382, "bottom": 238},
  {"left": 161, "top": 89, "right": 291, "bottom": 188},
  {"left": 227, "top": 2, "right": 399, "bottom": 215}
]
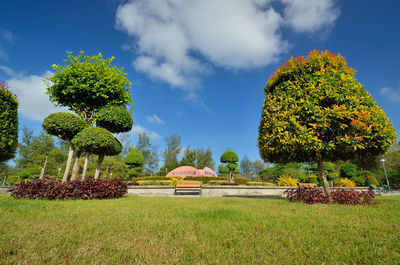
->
[
  {"left": 351, "top": 176, "right": 365, "bottom": 186},
  {"left": 277, "top": 176, "right": 299, "bottom": 186},
  {"left": 337, "top": 178, "right": 356, "bottom": 187},
  {"left": 184, "top": 176, "right": 226, "bottom": 184},
  {"left": 331, "top": 189, "right": 375, "bottom": 205},
  {"left": 366, "top": 176, "right": 379, "bottom": 186},
  {"left": 11, "top": 177, "right": 127, "bottom": 200},
  {"left": 307, "top": 175, "right": 319, "bottom": 185},
  {"left": 284, "top": 187, "right": 330, "bottom": 204},
  {"left": 136, "top": 180, "right": 170, "bottom": 186},
  {"left": 207, "top": 180, "right": 226, "bottom": 185},
  {"left": 246, "top": 181, "right": 276, "bottom": 186},
  {"left": 284, "top": 187, "right": 375, "bottom": 205},
  {"left": 5, "top": 175, "right": 19, "bottom": 185},
  {"left": 233, "top": 177, "right": 248, "bottom": 185},
  {"left": 132, "top": 176, "right": 170, "bottom": 181},
  {"left": 169, "top": 177, "right": 184, "bottom": 186}
]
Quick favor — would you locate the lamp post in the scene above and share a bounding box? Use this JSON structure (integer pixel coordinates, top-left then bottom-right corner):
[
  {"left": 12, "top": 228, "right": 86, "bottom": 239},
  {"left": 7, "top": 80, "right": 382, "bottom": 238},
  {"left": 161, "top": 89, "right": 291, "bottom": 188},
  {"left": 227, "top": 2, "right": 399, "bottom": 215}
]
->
[{"left": 380, "top": 158, "right": 390, "bottom": 186}]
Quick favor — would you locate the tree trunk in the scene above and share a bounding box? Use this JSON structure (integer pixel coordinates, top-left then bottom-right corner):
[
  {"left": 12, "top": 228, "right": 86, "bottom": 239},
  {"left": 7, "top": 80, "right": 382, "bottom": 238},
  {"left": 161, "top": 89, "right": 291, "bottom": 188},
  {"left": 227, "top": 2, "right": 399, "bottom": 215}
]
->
[
  {"left": 62, "top": 145, "right": 74, "bottom": 183},
  {"left": 82, "top": 152, "right": 90, "bottom": 180},
  {"left": 39, "top": 156, "right": 48, "bottom": 179},
  {"left": 94, "top": 153, "right": 105, "bottom": 179},
  {"left": 316, "top": 154, "right": 331, "bottom": 200},
  {"left": 70, "top": 150, "right": 82, "bottom": 181}
]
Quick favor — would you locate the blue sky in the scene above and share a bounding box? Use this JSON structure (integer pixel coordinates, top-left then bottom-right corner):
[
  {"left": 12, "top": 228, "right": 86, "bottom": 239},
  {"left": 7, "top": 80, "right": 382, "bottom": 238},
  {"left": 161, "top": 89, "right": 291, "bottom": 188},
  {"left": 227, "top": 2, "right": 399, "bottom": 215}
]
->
[{"left": 1, "top": 0, "right": 399, "bottom": 167}]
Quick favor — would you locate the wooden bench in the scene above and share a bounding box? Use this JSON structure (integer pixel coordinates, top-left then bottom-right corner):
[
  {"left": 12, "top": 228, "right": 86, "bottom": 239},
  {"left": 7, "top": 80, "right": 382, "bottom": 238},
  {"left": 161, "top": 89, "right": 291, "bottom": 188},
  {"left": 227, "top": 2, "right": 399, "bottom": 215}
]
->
[
  {"left": 299, "top": 183, "right": 318, "bottom": 189},
  {"left": 175, "top": 181, "right": 202, "bottom": 195}
]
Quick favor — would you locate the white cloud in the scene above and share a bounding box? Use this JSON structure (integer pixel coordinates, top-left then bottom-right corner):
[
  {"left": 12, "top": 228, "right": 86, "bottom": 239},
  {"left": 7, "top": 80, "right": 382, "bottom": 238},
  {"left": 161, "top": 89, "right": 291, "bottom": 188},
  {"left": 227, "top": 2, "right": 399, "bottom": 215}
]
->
[
  {"left": 145, "top": 114, "right": 165, "bottom": 124},
  {"left": 115, "top": 0, "right": 340, "bottom": 93},
  {"left": 1, "top": 29, "right": 15, "bottom": 42},
  {"left": 0, "top": 67, "right": 68, "bottom": 121},
  {"left": 282, "top": 0, "right": 340, "bottom": 33},
  {"left": 131, "top": 124, "right": 160, "bottom": 140},
  {"left": 380, "top": 87, "right": 400, "bottom": 103}
]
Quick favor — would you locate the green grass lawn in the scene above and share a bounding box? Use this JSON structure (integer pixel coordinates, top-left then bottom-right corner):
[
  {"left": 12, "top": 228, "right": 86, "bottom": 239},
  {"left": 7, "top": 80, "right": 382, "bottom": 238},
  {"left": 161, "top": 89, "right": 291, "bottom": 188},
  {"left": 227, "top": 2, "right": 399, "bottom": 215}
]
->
[{"left": 0, "top": 195, "right": 399, "bottom": 265}]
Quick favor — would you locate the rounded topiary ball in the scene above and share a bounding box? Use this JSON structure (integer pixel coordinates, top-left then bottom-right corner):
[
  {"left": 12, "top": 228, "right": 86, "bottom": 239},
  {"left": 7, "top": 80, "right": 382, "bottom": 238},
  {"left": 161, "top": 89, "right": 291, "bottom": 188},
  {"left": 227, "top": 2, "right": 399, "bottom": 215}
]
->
[
  {"left": 42, "top": 112, "right": 86, "bottom": 141},
  {"left": 95, "top": 105, "right": 133, "bottom": 133},
  {"left": 72, "top": 127, "right": 122, "bottom": 156},
  {"left": 220, "top": 150, "right": 239, "bottom": 163}
]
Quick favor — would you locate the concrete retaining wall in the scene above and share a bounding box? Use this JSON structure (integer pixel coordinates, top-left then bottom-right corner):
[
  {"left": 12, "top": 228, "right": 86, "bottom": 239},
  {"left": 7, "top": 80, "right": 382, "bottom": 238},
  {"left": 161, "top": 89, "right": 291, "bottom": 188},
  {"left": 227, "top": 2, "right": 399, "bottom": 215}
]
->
[
  {"left": 127, "top": 186, "right": 370, "bottom": 197},
  {"left": 0, "top": 185, "right": 372, "bottom": 197}
]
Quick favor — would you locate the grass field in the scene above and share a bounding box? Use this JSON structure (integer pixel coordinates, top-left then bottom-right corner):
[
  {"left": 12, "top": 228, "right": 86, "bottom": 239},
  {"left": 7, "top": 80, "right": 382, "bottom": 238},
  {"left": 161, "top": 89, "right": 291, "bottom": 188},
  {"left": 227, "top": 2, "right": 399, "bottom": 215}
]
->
[{"left": 0, "top": 195, "right": 399, "bottom": 264}]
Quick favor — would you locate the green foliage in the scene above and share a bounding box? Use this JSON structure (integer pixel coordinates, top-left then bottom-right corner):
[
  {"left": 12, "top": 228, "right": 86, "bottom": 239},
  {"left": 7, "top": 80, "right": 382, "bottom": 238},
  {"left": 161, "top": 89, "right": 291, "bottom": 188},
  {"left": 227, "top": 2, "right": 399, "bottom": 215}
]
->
[
  {"left": 42, "top": 112, "right": 86, "bottom": 141},
  {"left": 195, "top": 147, "right": 216, "bottom": 170},
  {"left": 207, "top": 180, "right": 226, "bottom": 185},
  {"left": 47, "top": 51, "right": 132, "bottom": 123},
  {"left": 366, "top": 176, "right": 379, "bottom": 186},
  {"left": 246, "top": 181, "right": 276, "bottom": 186},
  {"left": 0, "top": 82, "right": 18, "bottom": 162},
  {"left": 180, "top": 147, "right": 196, "bottom": 167},
  {"left": 233, "top": 177, "right": 248, "bottom": 184},
  {"left": 18, "top": 166, "right": 40, "bottom": 179},
  {"left": 218, "top": 165, "right": 229, "bottom": 174},
  {"left": 184, "top": 176, "right": 226, "bottom": 184},
  {"left": 220, "top": 149, "right": 239, "bottom": 163},
  {"left": 351, "top": 177, "right": 365, "bottom": 186},
  {"left": 72, "top": 127, "right": 122, "bottom": 156},
  {"left": 6, "top": 175, "right": 19, "bottom": 185},
  {"left": 136, "top": 132, "right": 159, "bottom": 174},
  {"left": 96, "top": 105, "right": 133, "bottom": 133},
  {"left": 340, "top": 163, "right": 358, "bottom": 179},
  {"left": 161, "top": 134, "right": 181, "bottom": 173},
  {"left": 124, "top": 148, "right": 145, "bottom": 166},
  {"left": 136, "top": 180, "right": 170, "bottom": 186},
  {"left": 258, "top": 50, "right": 397, "bottom": 164}
]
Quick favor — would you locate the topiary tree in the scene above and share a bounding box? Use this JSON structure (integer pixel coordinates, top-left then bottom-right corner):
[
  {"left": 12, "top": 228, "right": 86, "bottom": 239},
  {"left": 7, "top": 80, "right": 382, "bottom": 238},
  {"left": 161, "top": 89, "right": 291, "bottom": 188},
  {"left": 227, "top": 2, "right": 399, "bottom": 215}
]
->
[
  {"left": 95, "top": 105, "right": 133, "bottom": 133},
  {"left": 220, "top": 149, "right": 239, "bottom": 183},
  {"left": 46, "top": 51, "right": 132, "bottom": 124},
  {"left": 0, "top": 82, "right": 18, "bottom": 162},
  {"left": 258, "top": 50, "right": 397, "bottom": 196},
  {"left": 124, "top": 148, "right": 145, "bottom": 179},
  {"left": 72, "top": 127, "right": 122, "bottom": 179},
  {"left": 42, "top": 112, "right": 86, "bottom": 182}
]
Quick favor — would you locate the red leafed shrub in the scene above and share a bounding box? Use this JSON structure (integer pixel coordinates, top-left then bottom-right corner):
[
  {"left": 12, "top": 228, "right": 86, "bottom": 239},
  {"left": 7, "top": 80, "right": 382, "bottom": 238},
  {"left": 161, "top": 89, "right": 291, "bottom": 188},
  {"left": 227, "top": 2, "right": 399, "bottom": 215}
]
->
[
  {"left": 11, "top": 177, "right": 127, "bottom": 200},
  {"left": 331, "top": 189, "right": 374, "bottom": 205},
  {"left": 284, "top": 187, "right": 375, "bottom": 205}
]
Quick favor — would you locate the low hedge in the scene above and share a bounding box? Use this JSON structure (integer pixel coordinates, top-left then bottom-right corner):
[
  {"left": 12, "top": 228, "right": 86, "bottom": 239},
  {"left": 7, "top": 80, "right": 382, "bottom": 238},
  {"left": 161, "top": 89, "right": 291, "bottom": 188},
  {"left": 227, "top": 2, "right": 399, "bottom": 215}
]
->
[
  {"left": 136, "top": 180, "right": 170, "bottom": 186},
  {"left": 132, "top": 176, "right": 169, "bottom": 181},
  {"left": 207, "top": 180, "right": 226, "bottom": 185},
  {"left": 246, "top": 181, "right": 276, "bottom": 186},
  {"left": 11, "top": 178, "right": 127, "bottom": 200},
  {"left": 184, "top": 176, "right": 226, "bottom": 183},
  {"left": 233, "top": 177, "right": 249, "bottom": 185}
]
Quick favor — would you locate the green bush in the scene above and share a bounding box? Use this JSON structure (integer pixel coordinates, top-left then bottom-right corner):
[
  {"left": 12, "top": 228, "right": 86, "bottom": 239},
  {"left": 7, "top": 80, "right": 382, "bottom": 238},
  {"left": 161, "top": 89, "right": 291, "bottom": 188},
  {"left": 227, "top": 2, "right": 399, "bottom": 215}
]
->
[
  {"left": 233, "top": 177, "right": 248, "bottom": 184},
  {"left": 96, "top": 105, "right": 133, "bottom": 133},
  {"left": 132, "top": 176, "right": 169, "bottom": 181},
  {"left": 366, "top": 176, "right": 379, "bottom": 186},
  {"left": 207, "top": 180, "right": 226, "bottom": 185},
  {"left": 307, "top": 176, "right": 319, "bottom": 185},
  {"left": 5, "top": 175, "right": 19, "bottom": 185},
  {"left": 137, "top": 180, "right": 170, "bottom": 186},
  {"left": 351, "top": 176, "right": 365, "bottom": 186},
  {"left": 246, "top": 181, "right": 276, "bottom": 186},
  {"left": 184, "top": 176, "right": 226, "bottom": 184}
]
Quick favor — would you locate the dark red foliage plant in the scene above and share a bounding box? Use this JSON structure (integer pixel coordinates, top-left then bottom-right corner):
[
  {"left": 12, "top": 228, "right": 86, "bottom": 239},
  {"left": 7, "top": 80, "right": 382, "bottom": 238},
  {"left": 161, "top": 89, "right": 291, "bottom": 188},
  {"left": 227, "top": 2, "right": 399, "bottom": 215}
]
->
[
  {"left": 284, "top": 187, "right": 375, "bottom": 205},
  {"left": 11, "top": 177, "right": 127, "bottom": 200}
]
